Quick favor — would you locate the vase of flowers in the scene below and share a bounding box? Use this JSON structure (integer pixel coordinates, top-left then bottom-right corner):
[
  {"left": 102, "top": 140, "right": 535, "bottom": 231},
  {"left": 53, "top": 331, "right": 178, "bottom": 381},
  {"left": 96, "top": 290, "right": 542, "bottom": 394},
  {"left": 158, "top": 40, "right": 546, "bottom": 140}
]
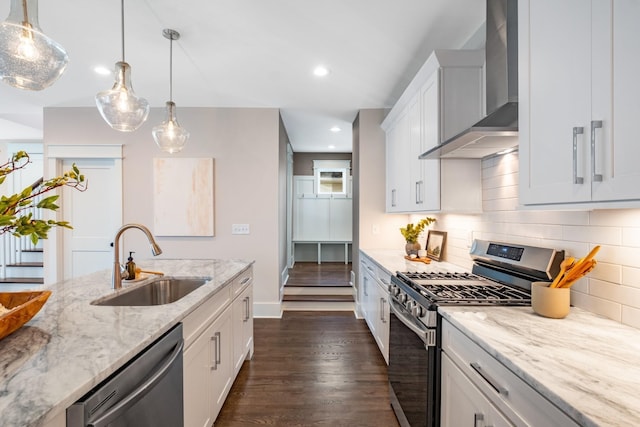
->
[{"left": 400, "top": 217, "right": 436, "bottom": 256}]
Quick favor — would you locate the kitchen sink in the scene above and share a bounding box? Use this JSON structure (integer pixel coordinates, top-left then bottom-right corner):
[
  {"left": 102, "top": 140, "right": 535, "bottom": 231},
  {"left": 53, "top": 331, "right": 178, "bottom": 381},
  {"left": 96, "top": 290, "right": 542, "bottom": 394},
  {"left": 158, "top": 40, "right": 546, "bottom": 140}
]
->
[{"left": 92, "top": 276, "right": 210, "bottom": 306}]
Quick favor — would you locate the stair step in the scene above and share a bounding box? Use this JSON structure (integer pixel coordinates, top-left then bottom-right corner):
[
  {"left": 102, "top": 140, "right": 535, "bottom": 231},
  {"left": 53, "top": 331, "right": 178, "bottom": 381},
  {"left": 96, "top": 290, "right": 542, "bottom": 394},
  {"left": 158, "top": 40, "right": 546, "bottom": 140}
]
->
[
  {"left": 283, "top": 294, "right": 354, "bottom": 302},
  {"left": 0, "top": 277, "right": 45, "bottom": 284},
  {"left": 6, "top": 262, "right": 44, "bottom": 268},
  {"left": 284, "top": 286, "right": 353, "bottom": 296}
]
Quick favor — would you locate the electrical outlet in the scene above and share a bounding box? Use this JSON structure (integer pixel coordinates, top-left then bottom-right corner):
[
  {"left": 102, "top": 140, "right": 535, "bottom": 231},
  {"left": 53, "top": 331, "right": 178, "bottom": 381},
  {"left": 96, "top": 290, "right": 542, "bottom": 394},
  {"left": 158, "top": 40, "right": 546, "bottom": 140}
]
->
[{"left": 232, "top": 224, "right": 250, "bottom": 235}]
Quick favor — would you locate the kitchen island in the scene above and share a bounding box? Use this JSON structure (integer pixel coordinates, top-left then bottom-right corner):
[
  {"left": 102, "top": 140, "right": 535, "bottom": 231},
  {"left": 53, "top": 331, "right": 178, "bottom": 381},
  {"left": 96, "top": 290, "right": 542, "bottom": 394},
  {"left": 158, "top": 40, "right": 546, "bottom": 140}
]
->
[{"left": 0, "top": 258, "right": 253, "bottom": 427}]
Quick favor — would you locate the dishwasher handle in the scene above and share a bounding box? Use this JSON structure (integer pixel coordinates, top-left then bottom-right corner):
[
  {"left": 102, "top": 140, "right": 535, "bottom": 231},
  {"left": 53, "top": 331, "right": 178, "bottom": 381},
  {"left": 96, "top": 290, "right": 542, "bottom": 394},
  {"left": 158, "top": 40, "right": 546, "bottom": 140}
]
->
[{"left": 88, "top": 338, "right": 184, "bottom": 427}]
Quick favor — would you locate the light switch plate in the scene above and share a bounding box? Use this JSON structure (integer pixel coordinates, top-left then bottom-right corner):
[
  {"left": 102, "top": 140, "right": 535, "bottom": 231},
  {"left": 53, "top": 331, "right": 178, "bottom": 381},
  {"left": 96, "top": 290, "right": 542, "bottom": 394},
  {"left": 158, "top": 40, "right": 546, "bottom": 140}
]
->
[{"left": 232, "top": 224, "right": 250, "bottom": 235}]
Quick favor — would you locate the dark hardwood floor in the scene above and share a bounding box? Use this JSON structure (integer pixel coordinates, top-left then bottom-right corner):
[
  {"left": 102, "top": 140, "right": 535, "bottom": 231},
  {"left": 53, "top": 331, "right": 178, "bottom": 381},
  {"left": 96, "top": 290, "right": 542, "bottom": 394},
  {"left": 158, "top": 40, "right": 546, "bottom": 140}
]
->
[
  {"left": 214, "top": 311, "right": 399, "bottom": 427},
  {"left": 286, "top": 262, "right": 352, "bottom": 287}
]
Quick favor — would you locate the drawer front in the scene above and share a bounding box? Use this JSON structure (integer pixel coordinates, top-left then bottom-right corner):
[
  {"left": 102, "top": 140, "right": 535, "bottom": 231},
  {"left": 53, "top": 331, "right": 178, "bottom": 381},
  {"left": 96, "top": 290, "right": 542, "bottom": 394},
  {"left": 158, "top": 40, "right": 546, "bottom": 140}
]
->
[
  {"left": 361, "top": 256, "right": 376, "bottom": 277},
  {"left": 375, "top": 266, "right": 392, "bottom": 290},
  {"left": 183, "top": 287, "right": 232, "bottom": 349},
  {"left": 442, "top": 320, "right": 579, "bottom": 427},
  {"left": 232, "top": 268, "right": 253, "bottom": 298}
]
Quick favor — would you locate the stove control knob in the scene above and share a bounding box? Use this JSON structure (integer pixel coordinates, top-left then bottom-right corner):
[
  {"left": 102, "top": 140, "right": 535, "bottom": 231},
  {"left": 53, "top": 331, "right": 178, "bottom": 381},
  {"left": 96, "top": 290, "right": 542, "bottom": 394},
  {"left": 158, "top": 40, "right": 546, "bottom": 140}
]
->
[
  {"left": 411, "top": 305, "right": 424, "bottom": 318},
  {"left": 398, "top": 292, "right": 408, "bottom": 304},
  {"left": 388, "top": 284, "right": 400, "bottom": 296}
]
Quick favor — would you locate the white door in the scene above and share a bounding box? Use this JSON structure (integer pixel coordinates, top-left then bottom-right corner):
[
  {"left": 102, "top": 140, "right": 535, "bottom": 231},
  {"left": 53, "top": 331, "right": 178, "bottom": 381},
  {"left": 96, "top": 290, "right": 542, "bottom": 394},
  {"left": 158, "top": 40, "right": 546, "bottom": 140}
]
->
[{"left": 61, "top": 158, "right": 122, "bottom": 279}]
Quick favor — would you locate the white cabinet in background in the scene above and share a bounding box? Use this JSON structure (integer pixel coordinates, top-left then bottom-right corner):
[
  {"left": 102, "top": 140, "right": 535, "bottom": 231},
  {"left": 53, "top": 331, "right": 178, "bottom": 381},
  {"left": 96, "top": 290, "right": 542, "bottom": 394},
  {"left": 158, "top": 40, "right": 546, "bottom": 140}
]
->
[
  {"left": 293, "top": 176, "right": 352, "bottom": 242},
  {"left": 183, "top": 267, "right": 254, "bottom": 427},
  {"left": 441, "top": 318, "right": 579, "bottom": 427},
  {"left": 383, "top": 49, "right": 484, "bottom": 213},
  {"left": 519, "top": 0, "right": 640, "bottom": 207}
]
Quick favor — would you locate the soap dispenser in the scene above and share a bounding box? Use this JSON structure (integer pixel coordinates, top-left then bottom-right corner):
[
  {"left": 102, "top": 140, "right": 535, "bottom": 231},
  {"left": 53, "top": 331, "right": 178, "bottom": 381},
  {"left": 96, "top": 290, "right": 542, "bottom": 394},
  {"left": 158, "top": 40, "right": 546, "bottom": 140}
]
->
[{"left": 125, "top": 251, "right": 136, "bottom": 280}]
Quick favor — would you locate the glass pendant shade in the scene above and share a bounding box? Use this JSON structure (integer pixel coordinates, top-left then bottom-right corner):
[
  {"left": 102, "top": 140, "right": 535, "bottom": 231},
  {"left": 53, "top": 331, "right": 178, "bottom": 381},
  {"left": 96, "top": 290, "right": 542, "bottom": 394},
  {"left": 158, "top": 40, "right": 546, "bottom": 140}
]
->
[
  {"left": 0, "top": 0, "right": 69, "bottom": 90},
  {"left": 95, "top": 61, "right": 150, "bottom": 132},
  {"left": 153, "top": 101, "right": 190, "bottom": 153}
]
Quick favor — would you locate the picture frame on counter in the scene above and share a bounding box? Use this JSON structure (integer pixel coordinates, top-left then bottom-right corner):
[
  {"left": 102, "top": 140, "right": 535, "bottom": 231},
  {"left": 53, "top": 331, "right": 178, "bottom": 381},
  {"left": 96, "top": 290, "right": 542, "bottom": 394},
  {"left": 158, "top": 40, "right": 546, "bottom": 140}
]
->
[{"left": 426, "top": 230, "right": 446, "bottom": 261}]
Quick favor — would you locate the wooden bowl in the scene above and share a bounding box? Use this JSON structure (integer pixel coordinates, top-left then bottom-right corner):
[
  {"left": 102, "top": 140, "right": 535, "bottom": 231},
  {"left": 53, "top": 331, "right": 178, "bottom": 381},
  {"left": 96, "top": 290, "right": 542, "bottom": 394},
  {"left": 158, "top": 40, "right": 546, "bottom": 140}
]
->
[{"left": 0, "top": 291, "right": 52, "bottom": 340}]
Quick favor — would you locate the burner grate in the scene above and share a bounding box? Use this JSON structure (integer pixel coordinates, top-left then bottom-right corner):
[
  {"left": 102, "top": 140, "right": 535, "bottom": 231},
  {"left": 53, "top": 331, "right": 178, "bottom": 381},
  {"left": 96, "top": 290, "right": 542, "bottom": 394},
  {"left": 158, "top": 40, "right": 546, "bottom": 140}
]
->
[
  {"left": 403, "top": 271, "right": 480, "bottom": 280},
  {"left": 421, "top": 282, "right": 530, "bottom": 302}
]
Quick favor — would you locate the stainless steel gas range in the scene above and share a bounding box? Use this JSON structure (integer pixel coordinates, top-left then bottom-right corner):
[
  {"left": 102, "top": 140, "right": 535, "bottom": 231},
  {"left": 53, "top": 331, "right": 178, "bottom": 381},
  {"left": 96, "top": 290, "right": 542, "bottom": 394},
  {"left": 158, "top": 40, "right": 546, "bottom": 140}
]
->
[{"left": 387, "top": 239, "right": 564, "bottom": 427}]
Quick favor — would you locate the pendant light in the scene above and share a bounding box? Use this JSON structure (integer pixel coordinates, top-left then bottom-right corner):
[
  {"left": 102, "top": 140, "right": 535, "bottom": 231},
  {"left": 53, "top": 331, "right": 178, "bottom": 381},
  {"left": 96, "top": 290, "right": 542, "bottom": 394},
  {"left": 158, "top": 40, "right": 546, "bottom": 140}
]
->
[
  {"left": 152, "top": 29, "right": 189, "bottom": 153},
  {"left": 95, "top": 0, "right": 149, "bottom": 132},
  {"left": 0, "top": 0, "right": 69, "bottom": 91}
]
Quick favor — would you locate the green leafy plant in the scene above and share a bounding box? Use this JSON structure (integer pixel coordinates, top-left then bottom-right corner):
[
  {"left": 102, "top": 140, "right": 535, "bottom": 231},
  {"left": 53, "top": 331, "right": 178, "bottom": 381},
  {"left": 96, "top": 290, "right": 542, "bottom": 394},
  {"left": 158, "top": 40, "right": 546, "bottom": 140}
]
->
[
  {"left": 1, "top": 151, "right": 87, "bottom": 244},
  {"left": 400, "top": 217, "right": 436, "bottom": 243}
]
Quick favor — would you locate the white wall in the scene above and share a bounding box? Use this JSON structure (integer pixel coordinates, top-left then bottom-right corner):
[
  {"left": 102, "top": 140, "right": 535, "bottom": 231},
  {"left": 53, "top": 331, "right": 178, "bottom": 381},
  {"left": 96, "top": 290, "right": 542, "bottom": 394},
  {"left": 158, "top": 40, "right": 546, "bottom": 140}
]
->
[
  {"left": 435, "top": 152, "right": 640, "bottom": 330},
  {"left": 43, "top": 106, "right": 284, "bottom": 317},
  {"left": 355, "top": 109, "right": 409, "bottom": 251}
]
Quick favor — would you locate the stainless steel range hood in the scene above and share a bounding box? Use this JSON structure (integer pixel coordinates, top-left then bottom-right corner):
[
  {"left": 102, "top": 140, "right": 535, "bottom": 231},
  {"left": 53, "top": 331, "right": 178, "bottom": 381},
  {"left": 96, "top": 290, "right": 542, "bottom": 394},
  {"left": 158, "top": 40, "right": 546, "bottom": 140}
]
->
[{"left": 420, "top": 0, "right": 518, "bottom": 160}]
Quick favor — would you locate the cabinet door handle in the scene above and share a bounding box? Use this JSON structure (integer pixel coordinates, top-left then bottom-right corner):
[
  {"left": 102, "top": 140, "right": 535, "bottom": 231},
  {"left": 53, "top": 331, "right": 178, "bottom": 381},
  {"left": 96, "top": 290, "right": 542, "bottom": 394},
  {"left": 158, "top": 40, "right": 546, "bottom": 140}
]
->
[
  {"left": 572, "top": 126, "right": 584, "bottom": 184},
  {"left": 391, "top": 189, "right": 397, "bottom": 207},
  {"left": 591, "top": 120, "right": 603, "bottom": 182},
  {"left": 470, "top": 362, "right": 508, "bottom": 396},
  {"left": 415, "top": 180, "right": 424, "bottom": 204},
  {"left": 380, "top": 298, "right": 386, "bottom": 323},
  {"left": 214, "top": 331, "right": 221, "bottom": 366},
  {"left": 240, "top": 276, "right": 251, "bottom": 285},
  {"left": 474, "top": 413, "right": 484, "bottom": 427},
  {"left": 210, "top": 334, "right": 219, "bottom": 371},
  {"left": 244, "top": 296, "right": 251, "bottom": 322}
]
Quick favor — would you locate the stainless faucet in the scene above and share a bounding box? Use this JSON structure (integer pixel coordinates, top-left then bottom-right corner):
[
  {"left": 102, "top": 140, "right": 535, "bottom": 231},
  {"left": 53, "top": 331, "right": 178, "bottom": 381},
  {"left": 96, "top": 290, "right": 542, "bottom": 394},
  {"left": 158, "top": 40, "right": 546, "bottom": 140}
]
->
[{"left": 112, "top": 223, "right": 163, "bottom": 289}]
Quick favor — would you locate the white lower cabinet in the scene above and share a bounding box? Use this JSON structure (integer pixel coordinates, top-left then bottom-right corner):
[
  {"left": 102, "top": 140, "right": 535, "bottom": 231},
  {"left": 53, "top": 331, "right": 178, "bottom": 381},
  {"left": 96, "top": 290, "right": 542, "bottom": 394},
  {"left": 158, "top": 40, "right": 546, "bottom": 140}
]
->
[
  {"left": 441, "top": 353, "right": 513, "bottom": 427},
  {"left": 359, "top": 253, "right": 390, "bottom": 363},
  {"left": 441, "top": 318, "right": 579, "bottom": 427},
  {"left": 372, "top": 278, "right": 390, "bottom": 363},
  {"left": 232, "top": 281, "right": 254, "bottom": 375},
  {"left": 183, "top": 268, "right": 254, "bottom": 427}
]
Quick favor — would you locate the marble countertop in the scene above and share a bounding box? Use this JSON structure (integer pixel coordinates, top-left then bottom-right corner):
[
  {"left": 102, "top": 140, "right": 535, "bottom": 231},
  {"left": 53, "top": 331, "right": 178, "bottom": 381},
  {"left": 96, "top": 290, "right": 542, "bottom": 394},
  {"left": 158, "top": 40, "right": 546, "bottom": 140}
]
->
[
  {"left": 361, "top": 248, "right": 640, "bottom": 427},
  {"left": 0, "top": 258, "right": 253, "bottom": 427},
  {"left": 440, "top": 307, "right": 640, "bottom": 427},
  {"left": 360, "top": 248, "right": 463, "bottom": 275}
]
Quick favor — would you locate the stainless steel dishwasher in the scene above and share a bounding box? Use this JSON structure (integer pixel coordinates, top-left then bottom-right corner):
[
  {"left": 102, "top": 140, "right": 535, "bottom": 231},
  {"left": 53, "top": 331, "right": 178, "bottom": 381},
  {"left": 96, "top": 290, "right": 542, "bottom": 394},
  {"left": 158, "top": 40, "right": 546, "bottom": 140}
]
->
[{"left": 67, "top": 323, "right": 184, "bottom": 427}]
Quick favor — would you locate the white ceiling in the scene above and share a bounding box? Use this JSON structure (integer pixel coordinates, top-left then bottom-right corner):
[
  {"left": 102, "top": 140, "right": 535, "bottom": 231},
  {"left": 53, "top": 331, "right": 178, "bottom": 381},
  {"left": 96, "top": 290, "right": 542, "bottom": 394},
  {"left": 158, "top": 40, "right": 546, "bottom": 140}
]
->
[{"left": 0, "top": 0, "right": 485, "bottom": 153}]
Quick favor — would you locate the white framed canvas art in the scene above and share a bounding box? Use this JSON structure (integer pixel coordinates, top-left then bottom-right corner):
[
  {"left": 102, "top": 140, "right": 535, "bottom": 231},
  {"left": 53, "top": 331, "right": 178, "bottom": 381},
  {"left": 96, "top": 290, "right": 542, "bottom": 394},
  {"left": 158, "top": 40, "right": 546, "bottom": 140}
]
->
[{"left": 153, "top": 157, "right": 214, "bottom": 236}]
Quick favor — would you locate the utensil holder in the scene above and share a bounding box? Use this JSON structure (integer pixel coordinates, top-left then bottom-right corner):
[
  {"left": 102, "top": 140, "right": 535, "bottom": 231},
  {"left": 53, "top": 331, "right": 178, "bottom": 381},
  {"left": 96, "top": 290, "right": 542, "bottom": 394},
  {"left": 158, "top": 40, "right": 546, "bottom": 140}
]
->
[{"left": 531, "top": 282, "right": 570, "bottom": 319}]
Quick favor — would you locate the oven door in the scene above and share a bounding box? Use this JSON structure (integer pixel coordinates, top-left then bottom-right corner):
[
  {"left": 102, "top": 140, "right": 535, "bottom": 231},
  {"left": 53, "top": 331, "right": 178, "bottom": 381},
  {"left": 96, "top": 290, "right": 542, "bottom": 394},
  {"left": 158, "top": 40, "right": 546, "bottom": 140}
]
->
[{"left": 388, "top": 299, "right": 438, "bottom": 427}]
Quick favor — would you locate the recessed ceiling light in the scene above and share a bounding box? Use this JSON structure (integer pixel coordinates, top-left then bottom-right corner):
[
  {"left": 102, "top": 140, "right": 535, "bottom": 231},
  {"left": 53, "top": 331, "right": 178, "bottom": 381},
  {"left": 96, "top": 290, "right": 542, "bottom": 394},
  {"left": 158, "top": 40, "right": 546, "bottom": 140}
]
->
[
  {"left": 330, "top": 126, "right": 341, "bottom": 133},
  {"left": 313, "top": 65, "right": 330, "bottom": 77},
  {"left": 328, "top": 145, "right": 336, "bottom": 149},
  {"left": 94, "top": 65, "right": 112, "bottom": 76}
]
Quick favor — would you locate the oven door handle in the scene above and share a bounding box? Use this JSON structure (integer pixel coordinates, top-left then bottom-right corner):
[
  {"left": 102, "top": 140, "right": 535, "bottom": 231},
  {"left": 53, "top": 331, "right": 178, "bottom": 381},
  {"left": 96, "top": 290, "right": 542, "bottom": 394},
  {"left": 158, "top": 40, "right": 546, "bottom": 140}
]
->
[{"left": 389, "top": 298, "right": 431, "bottom": 344}]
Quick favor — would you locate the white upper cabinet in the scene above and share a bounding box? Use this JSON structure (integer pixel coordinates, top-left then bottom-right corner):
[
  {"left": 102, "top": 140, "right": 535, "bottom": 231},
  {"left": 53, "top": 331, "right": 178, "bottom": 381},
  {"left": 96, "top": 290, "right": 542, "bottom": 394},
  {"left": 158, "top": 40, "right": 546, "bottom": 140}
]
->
[
  {"left": 519, "top": 0, "right": 640, "bottom": 207},
  {"left": 385, "top": 102, "right": 412, "bottom": 212},
  {"left": 383, "top": 49, "right": 484, "bottom": 213}
]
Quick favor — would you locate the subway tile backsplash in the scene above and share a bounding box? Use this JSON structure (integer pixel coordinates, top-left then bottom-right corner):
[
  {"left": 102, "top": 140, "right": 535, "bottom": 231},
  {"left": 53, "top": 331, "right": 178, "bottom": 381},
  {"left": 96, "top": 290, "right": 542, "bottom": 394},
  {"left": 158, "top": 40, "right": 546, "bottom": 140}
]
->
[{"left": 436, "top": 152, "right": 640, "bottom": 329}]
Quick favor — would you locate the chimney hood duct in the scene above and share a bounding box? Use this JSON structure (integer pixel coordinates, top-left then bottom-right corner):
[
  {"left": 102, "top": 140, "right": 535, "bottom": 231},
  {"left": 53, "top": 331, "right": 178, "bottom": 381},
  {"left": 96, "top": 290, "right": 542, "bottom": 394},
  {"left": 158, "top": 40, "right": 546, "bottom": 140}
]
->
[{"left": 420, "top": 0, "right": 518, "bottom": 160}]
